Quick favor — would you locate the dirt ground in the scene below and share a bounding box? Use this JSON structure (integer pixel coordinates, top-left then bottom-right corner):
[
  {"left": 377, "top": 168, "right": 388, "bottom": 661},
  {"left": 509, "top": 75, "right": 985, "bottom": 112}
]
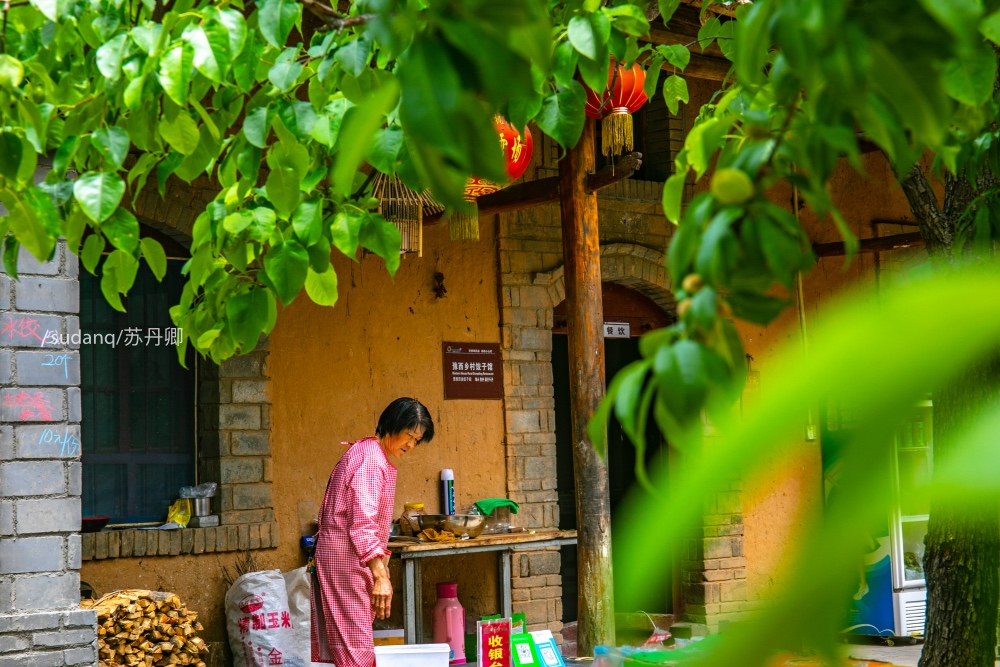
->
[{"left": 843, "top": 644, "right": 1000, "bottom": 667}]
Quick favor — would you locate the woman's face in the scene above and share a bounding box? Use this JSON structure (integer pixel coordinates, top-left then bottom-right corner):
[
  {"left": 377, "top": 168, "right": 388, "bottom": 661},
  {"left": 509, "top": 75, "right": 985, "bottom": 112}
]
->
[{"left": 383, "top": 425, "right": 425, "bottom": 459}]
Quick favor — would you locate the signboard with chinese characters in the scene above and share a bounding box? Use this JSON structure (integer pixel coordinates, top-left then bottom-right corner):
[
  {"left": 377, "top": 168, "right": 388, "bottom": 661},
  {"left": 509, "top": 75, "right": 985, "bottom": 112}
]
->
[
  {"left": 603, "top": 322, "right": 631, "bottom": 338},
  {"left": 443, "top": 342, "right": 504, "bottom": 400},
  {"left": 478, "top": 618, "right": 512, "bottom": 667}
]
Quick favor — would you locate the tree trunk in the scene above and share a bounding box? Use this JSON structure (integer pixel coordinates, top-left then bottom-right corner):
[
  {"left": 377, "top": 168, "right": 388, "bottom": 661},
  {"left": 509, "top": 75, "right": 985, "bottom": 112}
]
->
[
  {"left": 559, "top": 117, "right": 616, "bottom": 654},
  {"left": 900, "top": 165, "right": 1000, "bottom": 667},
  {"left": 919, "top": 359, "right": 1000, "bottom": 667}
]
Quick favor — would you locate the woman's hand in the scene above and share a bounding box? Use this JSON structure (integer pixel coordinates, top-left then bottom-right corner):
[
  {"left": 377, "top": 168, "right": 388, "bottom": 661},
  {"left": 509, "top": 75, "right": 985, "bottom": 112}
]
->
[
  {"left": 372, "top": 575, "right": 393, "bottom": 620},
  {"left": 367, "top": 556, "right": 393, "bottom": 619}
]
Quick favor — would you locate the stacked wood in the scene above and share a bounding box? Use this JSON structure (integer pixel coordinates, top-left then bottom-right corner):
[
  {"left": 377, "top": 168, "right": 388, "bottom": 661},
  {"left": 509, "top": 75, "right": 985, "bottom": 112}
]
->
[{"left": 82, "top": 589, "right": 210, "bottom": 667}]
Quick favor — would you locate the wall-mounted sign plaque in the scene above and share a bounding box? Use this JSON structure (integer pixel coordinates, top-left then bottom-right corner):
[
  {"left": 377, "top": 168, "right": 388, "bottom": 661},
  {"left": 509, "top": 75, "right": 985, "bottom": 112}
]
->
[{"left": 443, "top": 342, "right": 503, "bottom": 400}]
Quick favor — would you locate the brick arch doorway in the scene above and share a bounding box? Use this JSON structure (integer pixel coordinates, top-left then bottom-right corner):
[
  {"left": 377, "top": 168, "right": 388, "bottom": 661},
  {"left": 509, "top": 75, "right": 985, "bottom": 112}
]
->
[{"left": 552, "top": 282, "right": 674, "bottom": 624}]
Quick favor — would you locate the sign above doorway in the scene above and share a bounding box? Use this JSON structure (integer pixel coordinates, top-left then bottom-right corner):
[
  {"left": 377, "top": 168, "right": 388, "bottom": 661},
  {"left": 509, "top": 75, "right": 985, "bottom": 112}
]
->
[{"left": 603, "top": 322, "right": 630, "bottom": 338}]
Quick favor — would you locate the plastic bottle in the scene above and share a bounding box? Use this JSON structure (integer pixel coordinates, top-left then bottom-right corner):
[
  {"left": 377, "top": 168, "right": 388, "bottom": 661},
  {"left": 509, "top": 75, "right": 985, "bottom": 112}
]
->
[
  {"left": 440, "top": 469, "right": 455, "bottom": 515},
  {"left": 432, "top": 582, "right": 466, "bottom": 664},
  {"left": 593, "top": 646, "right": 624, "bottom": 667}
]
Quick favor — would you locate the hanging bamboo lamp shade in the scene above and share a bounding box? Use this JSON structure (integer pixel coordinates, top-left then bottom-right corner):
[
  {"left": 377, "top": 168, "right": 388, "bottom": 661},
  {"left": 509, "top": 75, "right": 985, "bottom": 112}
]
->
[
  {"left": 371, "top": 172, "right": 444, "bottom": 257},
  {"left": 450, "top": 117, "right": 534, "bottom": 241}
]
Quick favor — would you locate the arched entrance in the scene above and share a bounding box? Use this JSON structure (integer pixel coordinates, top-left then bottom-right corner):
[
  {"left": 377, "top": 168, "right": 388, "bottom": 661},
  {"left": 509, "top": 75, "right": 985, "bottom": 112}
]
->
[{"left": 552, "top": 281, "right": 674, "bottom": 621}]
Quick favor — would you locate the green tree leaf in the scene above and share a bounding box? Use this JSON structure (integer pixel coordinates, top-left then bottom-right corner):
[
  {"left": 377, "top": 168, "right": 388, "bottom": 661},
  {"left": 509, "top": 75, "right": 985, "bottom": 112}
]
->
[
  {"left": 536, "top": 81, "right": 586, "bottom": 149},
  {"left": 263, "top": 239, "right": 309, "bottom": 305},
  {"left": 0, "top": 131, "right": 24, "bottom": 183},
  {"left": 291, "top": 196, "right": 323, "bottom": 246},
  {"left": 658, "top": 0, "right": 681, "bottom": 24},
  {"left": 91, "top": 126, "right": 130, "bottom": 170},
  {"left": 101, "top": 207, "right": 140, "bottom": 253},
  {"left": 943, "top": 46, "right": 997, "bottom": 106},
  {"left": 304, "top": 266, "right": 338, "bottom": 306},
  {"left": 331, "top": 209, "right": 362, "bottom": 258},
  {"left": 658, "top": 44, "right": 690, "bottom": 71},
  {"left": 81, "top": 233, "right": 105, "bottom": 275},
  {"left": 0, "top": 55, "right": 24, "bottom": 89},
  {"left": 366, "top": 126, "right": 403, "bottom": 175},
  {"left": 604, "top": 5, "right": 649, "bottom": 37},
  {"left": 258, "top": 0, "right": 301, "bottom": 48},
  {"left": 244, "top": 106, "right": 272, "bottom": 148},
  {"left": 96, "top": 33, "right": 128, "bottom": 81},
  {"left": 226, "top": 287, "right": 273, "bottom": 346},
  {"left": 268, "top": 48, "right": 304, "bottom": 93},
  {"left": 359, "top": 211, "right": 401, "bottom": 277},
  {"left": 335, "top": 38, "right": 370, "bottom": 77},
  {"left": 568, "top": 15, "right": 599, "bottom": 60},
  {"left": 140, "top": 236, "right": 167, "bottom": 280},
  {"left": 333, "top": 78, "right": 400, "bottom": 196},
  {"left": 30, "top": 0, "right": 64, "bottom": 22},
  {"left": 662, "top": 74, "right": 689, "bottom": 115},
  {"left": 184, "top": 23, "right": 230, "bottom": 83},
  {"left": 277, "top": 101, "right": 317, "bottom": 141},
  {"left": 265, "top": 166, "right": 300, "bottom": 217},
  {"left": 158, "top": 43, "right": 194, "bottom": 107},
  {"left": 0, "top": 188, "right": 57, "bottom": 261},
  {"left": 662, "top": 172, "right": 687, "bottom": 225},
  {"left": 158, "top": 113, "right": 201, "bottom": 156},
  {"left": 74, "top": 171, "right": 125, "bottom": 223}
]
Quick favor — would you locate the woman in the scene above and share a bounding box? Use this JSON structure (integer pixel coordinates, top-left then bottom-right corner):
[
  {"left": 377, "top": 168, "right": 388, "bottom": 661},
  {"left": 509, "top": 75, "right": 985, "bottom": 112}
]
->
[{"left": 311, "top": 397, "right": 434, "bottom": 667}]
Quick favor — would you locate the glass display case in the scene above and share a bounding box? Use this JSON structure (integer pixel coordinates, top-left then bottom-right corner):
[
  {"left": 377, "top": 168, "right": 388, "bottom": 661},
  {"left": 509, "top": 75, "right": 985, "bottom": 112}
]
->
[
  {"left": 891, "top": 401, "right": 932, "bottom": 590},
  {"left": 891, "top": 400, "right": 932, "bottom": 636}
]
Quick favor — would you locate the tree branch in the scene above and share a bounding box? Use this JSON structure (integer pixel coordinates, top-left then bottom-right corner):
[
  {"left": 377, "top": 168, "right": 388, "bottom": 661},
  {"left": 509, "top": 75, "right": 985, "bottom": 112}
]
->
[
  {"left": 899, "top": 162, "right": 952, "bottom": 254},
  {"left": 299, "top": 0, "right": 373, "bottom": 32}
]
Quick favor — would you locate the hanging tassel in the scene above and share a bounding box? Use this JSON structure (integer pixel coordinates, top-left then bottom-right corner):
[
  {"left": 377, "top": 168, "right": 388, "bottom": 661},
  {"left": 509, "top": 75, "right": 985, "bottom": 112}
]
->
[
  {"left": 449, "top": 199, "right": 480, "bottom": 241},
  {"left": 601, "top": 110, "right": 634, "bottom": 156}
]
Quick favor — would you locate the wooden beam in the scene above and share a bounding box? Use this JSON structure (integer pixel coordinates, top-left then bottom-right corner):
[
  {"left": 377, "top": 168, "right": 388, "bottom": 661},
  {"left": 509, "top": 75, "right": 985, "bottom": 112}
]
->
[
  {"left": 814, "top": 232, "right": 924, "bottom": 258},
  {"left": 423, "top": 152, "right": 643, "bottom": 225},
  {"left": 678, "top": 53, "right": 732, "bottom": 82},
  {"left": 559, "top": 116, "right": 615, "bottom": 655}
]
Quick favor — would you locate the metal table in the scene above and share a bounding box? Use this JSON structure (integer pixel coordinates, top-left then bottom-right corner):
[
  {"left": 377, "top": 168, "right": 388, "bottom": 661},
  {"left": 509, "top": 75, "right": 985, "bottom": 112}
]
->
[{"left": 389, "top": 530, "right": 578, "bottom": 644}]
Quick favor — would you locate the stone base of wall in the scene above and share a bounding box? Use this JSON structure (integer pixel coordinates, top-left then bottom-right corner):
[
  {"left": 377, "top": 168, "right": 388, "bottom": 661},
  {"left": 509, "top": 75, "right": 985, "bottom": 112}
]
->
[
  {"left": 0, "top": 609, "right": 97, "bottom": 667},
  {"left": 512, "top": 549, "right": 564, "bottom": 644}
]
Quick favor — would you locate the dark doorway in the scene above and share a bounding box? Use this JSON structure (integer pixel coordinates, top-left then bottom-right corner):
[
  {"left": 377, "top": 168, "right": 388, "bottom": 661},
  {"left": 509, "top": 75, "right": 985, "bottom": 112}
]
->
[{"left": 554, "top": 284, "right": 673, "bottom": 622}]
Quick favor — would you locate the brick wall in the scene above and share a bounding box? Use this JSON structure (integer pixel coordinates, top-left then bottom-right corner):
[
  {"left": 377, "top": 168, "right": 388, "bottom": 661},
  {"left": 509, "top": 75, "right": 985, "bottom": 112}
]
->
[
  {"left": 501, "top": 127, "right": 746, "bottom": 635},
  {"left": 199, "top": 341, "right": 274, "bottom": 526},
  {"left": 0, "top": 233, "right": 99, "bottom": 665},
  {"left": 679, "top": 476, "right": 748, "bottom": 632}
]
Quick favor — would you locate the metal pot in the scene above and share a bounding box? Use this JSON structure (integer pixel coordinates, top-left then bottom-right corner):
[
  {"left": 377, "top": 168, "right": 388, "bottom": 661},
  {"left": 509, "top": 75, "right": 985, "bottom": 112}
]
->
[{"left": 191, "top": 497, "right": 211, "bottom": 517}]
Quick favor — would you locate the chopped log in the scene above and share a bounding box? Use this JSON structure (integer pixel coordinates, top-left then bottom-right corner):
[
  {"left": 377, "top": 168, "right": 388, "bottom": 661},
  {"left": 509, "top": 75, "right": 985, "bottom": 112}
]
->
[
  {"left": 87, "top": 590, "right": 210, "bottom": 667},
  {"left": 813, "top": 232, "right": 924, "bottom": 257},
  {"left": 423, "top": 152, "right": 643, "bottom": 225},
  {"left": 559, "top": 117, "right": 616, "bottom": 655}
]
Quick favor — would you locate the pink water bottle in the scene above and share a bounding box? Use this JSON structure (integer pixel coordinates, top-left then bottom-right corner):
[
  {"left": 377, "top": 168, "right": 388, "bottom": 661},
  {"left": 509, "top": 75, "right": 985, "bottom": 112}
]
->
[{"left": 432, "top": 582, "right": 466, "bottom": 664}]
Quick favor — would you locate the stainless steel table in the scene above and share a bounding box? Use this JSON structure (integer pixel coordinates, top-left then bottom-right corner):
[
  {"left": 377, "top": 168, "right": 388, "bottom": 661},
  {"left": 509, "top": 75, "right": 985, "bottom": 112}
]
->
[{"left": 389, "top": 530, "right": 578, "bottom": 644}]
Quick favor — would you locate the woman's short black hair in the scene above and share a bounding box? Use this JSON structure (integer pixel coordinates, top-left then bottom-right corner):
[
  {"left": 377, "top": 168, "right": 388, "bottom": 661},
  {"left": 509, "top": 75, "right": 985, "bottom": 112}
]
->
[{"left": 376, "top": 397, "right": 434, "bottom": 443}]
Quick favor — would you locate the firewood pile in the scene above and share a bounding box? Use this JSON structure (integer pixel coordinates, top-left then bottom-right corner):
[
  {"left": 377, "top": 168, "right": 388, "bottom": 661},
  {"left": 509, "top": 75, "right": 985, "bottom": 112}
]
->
[{"left": 82, "top": 589, "right": 210, "bottom": 667}]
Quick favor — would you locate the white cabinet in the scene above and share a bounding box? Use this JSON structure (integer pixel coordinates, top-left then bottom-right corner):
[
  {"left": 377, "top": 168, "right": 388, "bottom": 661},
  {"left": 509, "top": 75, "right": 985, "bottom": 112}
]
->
[{"left": 889, "top": 401, "right": 932, "bottom": 636}]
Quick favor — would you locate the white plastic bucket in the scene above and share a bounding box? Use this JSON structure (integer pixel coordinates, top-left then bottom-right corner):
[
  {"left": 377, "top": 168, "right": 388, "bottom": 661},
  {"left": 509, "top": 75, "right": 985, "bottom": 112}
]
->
[{"left": 374, "top": 643, "right": 451, "bottom": 667}]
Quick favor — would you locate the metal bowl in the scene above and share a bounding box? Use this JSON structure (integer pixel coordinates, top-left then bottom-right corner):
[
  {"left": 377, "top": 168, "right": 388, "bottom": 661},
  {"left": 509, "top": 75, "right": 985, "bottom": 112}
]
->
[
  {"left": 416, "top": 514, "right": 448, "bottom": 532},
  {"left": 415, "top": 514, "right": 486, "bottom": 538},
  {"left": 445, "top": 514, "right": 486, "bottom": 538}
]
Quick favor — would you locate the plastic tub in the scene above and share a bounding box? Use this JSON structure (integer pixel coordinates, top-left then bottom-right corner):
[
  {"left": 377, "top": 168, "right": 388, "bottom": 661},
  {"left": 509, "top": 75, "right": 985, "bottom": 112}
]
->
[{"left": 375, "top": 643, "right": 451, "bottom": 667}]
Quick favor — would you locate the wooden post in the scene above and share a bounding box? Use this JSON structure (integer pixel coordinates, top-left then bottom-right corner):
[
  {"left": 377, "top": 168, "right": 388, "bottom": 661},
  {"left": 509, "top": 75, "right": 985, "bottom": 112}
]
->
[{"left": 559, "top": 117, "right": 615, "bottom": 653}]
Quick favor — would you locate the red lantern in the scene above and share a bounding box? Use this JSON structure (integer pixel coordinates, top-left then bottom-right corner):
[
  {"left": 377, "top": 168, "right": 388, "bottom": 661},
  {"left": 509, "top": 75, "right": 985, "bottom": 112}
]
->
[
  {"left": 451, "top": 118, "right": 534, "bottom": 241},
  {"left": 584, "top": 58, "right": 648, "bottom": 156},
  {"left": 496, "top": 116, "right": 534, "bottom": 181}
]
